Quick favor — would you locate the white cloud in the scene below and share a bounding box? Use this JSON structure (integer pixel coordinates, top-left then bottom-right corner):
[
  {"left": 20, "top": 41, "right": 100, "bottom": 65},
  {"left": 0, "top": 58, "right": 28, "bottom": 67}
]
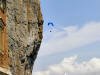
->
[
  {"left": 39, "top": 22, "right": 100, "bottom": 56},
  {"left": 33, "top": 56, "right": 100, "bottom": 75}
]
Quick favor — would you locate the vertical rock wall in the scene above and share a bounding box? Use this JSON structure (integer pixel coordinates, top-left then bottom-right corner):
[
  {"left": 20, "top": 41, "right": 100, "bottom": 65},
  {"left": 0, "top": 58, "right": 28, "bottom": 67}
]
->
[{"left": 6, "top": 0, "right": 43, "bottom": 75}]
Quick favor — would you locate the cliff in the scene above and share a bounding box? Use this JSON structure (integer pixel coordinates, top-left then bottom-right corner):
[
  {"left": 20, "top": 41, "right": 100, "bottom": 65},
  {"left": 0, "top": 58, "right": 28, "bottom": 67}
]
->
[{"left": 6, "top": 0, "right": 43, "bottom": 75}]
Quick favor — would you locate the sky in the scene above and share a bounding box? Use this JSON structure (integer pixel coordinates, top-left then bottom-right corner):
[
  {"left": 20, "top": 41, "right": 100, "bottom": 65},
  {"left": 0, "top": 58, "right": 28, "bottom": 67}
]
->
[{"left": 33, "top": 0, "right": 100, "bottom": 75}]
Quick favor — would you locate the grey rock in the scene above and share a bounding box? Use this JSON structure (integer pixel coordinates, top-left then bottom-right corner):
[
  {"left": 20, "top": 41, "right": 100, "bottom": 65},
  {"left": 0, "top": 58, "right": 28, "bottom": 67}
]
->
[{"left": 6, "top": 0, "right": 43, "bottom": 75}]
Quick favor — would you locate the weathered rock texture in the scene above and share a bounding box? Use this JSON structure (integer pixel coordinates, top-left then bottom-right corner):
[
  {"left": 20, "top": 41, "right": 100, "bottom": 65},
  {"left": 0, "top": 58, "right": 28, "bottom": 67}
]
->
[{"left": 6, "top": 0, "right": 43, "bottom": 75}]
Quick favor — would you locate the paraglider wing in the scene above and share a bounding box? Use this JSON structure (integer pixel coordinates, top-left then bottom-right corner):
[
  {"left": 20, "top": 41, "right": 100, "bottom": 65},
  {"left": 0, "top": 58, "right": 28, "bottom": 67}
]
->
[{"left": 48, "top": 22, "right": 54, "bottom": 27}]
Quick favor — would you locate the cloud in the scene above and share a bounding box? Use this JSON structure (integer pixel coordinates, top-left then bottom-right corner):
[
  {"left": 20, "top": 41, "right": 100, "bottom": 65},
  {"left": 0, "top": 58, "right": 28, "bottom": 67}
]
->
[
  {"left": 33, "top": 56, "right": 100, "bottom": 75},
  {"left": 39, "top": 22, "right": 100, "bottom": 56}
]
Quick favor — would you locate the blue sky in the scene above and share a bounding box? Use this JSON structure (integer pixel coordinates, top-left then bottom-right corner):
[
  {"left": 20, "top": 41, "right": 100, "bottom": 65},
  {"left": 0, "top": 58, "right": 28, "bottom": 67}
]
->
[
  {"left": 33, "top": 0, "right": 100, "bottom": 75},
  {"left": 41, "top": 0, "right": 100, "bottom": 30}
]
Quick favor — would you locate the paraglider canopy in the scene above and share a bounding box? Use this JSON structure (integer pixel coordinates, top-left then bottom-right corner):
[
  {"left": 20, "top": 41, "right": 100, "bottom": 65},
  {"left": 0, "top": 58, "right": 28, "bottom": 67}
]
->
[{"left": 48, "top": 22, "right": 54, "bottom": 27}]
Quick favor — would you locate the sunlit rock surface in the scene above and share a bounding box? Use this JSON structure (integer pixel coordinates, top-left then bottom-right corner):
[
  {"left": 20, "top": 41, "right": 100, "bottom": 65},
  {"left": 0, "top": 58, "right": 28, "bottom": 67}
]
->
[{"left": 7, "top": 0, "right": 43, "bottom": 75}]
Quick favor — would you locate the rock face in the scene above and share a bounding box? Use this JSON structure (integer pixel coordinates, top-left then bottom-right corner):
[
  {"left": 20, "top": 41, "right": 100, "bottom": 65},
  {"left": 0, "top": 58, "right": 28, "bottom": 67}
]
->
[{"left": 6, "top": 0, "right": 43, "bottom": 75}]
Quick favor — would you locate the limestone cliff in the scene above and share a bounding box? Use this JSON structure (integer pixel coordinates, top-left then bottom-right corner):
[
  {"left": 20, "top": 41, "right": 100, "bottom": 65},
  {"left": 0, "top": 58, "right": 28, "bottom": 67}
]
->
[{"left": 6, "top": 0, "right": 43, "bottom": 75}]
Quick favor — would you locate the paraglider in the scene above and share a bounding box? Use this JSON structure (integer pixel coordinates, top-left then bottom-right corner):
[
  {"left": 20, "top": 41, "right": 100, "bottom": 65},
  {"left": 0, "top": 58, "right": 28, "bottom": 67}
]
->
[{"left": 48, "top": 22, "right": 54, "bottom": 32}]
